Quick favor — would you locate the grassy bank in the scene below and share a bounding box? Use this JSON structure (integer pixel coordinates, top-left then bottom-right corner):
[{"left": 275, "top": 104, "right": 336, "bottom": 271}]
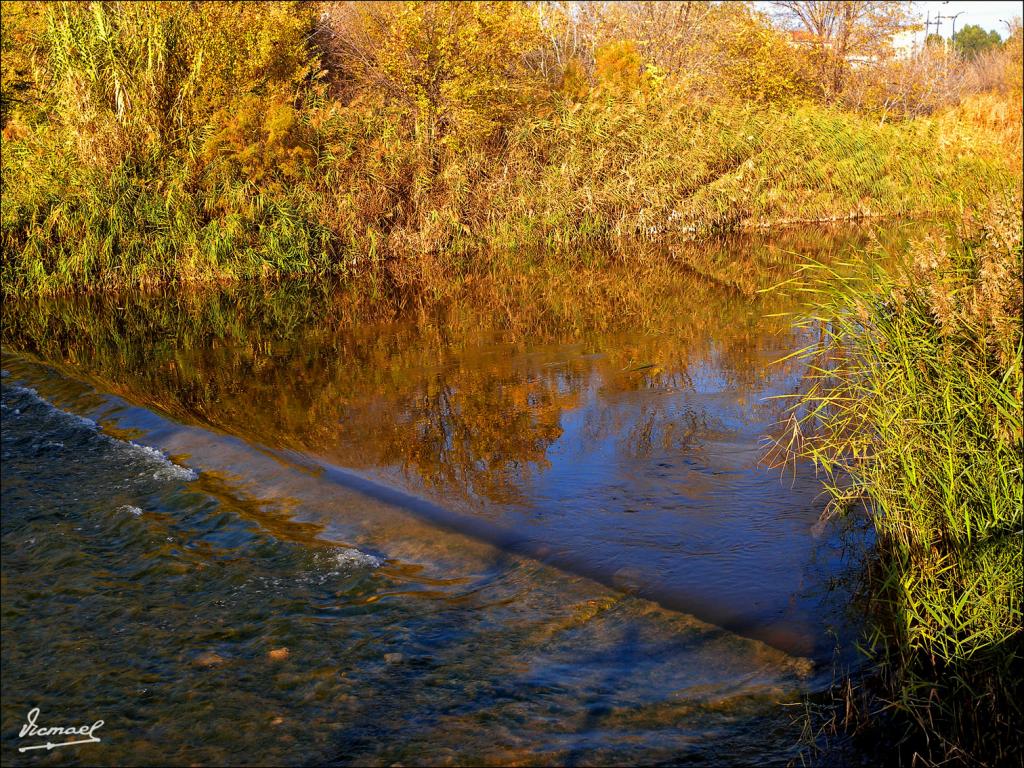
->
[
  {"left": 1, "top": 2, "right": 1021, "bottom": 296},
  {"left": 783, "top": 191, "right": 1023, "bottom": 766},
  {"left": 2, "top": 99, "right": 1009, "bottom": 298}
]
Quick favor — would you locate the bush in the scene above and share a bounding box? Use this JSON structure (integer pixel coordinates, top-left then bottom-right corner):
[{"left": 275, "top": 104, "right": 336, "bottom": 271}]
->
[
  {"left": 965, "top": 23, "right": 1023, "bottom": 98},
  {"left": 202, "top": 97, "right": 316, "bottom": 189},
  {"left": 842, "top": 44, "right": 964, "bottom": 119}
]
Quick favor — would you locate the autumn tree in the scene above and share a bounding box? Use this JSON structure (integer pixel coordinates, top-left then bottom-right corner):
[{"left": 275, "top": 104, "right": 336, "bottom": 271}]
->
[
  {"left": 703, "top": 3, "right": 811, "bottom": 104},
  {"left": 321, "top": 2, "right": 545, "bottom": 151},
  {"left": 533, "top": 2, "right": 806, "bottom": 105},
  {"left": 533, "top": 1, "right": 603, "bottom": 83},
  {"left": 591, "top": 1, "right": 715, "bottom": 76},
  {"left": 769, "top": 1, "right": 917, "bottom": 100}
]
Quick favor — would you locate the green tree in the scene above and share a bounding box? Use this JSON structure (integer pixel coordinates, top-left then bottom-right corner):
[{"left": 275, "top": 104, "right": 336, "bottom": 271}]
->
[{"left": 953, "top": 24, "right": 1002, "bottom": 60}]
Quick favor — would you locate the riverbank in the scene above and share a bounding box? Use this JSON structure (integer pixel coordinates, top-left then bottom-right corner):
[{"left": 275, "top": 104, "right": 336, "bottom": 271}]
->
[
  {"left": 1, "top": 3, "right": 1021, "bottom": 297},
  {"left": 2, "top": 93, "right": 1017, "bottom": 297},
  {"left": 784, "top": 190, "right": 1023, "bottom": 766}
]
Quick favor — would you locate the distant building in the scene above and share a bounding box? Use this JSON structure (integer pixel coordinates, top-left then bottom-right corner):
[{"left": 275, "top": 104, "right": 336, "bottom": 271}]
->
[
  {"left": 785, "top": 28, "right": 919, "bottom": 65},
  {"left": 785, "top": 29, "right": 817, "bottom": 48},
  {"left": 890, "top": 31, "right": 918, "bottom": 60}
]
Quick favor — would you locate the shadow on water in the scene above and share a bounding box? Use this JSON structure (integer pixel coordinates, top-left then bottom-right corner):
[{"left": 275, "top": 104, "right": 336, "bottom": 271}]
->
[{"left": 561, "top": 621, "right": 643, "bottom": 768}]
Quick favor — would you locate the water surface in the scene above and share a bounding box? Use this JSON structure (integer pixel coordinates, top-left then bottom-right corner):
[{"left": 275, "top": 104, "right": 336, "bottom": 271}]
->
[{"left": 0, "top": 226, "right": 907, "bottom": 765}]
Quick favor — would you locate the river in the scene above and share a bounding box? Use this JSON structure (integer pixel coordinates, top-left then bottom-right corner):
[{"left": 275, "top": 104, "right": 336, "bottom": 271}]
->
[{"left": 0, "top": 224, "right": 919, "bottom": 765}]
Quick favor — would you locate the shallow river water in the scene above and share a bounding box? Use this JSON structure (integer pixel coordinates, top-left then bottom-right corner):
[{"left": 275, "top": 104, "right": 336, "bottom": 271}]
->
[{"left": 0, "top": 226, "right": 916, "bottom": 765}]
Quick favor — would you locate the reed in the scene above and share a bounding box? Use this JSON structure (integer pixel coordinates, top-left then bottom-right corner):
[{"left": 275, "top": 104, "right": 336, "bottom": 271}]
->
[{"left": 779, "top": 189, "right": 1023, "bottom": 766}]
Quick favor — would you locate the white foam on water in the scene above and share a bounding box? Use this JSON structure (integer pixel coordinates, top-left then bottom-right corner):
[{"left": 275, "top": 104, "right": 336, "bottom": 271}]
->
[
  {"left": 330, "top": 546, "right": 384, "bottom": 570},
  {"left": 5, "top": 383, "right": 38, "bottom": 398},
  {"left": 118, "top": 505, "right": 145, "bottom": 517},
  {"left": 305, "top": 547, "right": 384, "bottom": 583},
  {"left": 125, "top": 441, "right": 199, "bottom": 482},
  {"left": 3, "top": 382, "right": 99, "bottom": 431},
  {"left": 2, "top": 379, "right": 197, "bottom": 482},
  {"left": 258, "top": 546, "right": 382, "bottom": 591}
]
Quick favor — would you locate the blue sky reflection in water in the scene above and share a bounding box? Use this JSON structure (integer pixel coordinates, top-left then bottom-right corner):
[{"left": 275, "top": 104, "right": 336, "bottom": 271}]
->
[{"left": 0, "top": 225, "right": 907, "bottom": 765}]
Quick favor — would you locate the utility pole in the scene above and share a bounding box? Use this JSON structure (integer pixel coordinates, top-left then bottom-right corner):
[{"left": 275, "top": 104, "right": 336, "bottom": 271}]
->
[
  {"left": 934, "top": 11, "right": 965, "bottom": 41},
  {"left": 950, "top": 12, "right": 965, "bottom": 42},
  {"left": 928, "top": 0, "right": 950, "bottom": 38}
]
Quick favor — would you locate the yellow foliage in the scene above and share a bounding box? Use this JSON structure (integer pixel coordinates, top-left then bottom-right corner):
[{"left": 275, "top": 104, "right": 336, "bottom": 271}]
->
[
  {"left": 185, "top": 1, "right": 319, "bottom": 108},
  {"left": 709, "top": 5, "right": 810, "bottom": 104},
  {"left": 1, "top": 0, "right": 1020, "bottom": 297},
  {"left": 0, "top": 0, "right": 47, "bottom": 127},
  {"left": 203, "top": 96, "right": 315, "bottom": 187},
  {"left": 595, "top": 40, "right": 653, "bottom": 97},
  {"left": 325, "top": 1, "right": 545, "bottom": 146},
  {"left": 559, "top": 58, "right": 590, "bottom": 102},
  {"left": 26, "top": 1, "right": 320, "bottom": 168}
]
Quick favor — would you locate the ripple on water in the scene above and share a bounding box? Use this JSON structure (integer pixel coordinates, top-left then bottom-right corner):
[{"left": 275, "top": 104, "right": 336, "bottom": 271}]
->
[
  {"left": 1, "top": 379, "right": 197, "bottom": 482},
  {"left": 0, "top": 419, "right": 812, "bottom": 765}
]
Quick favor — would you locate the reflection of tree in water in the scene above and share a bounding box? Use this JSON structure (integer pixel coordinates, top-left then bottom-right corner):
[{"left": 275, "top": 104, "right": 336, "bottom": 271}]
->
[
  {"left": 334, "top": 367, "right": 579, "bottom": 506},
  {"left": 2, "top": 224, "right": 915, "bottom": 506},
  {"left": 624, "top": 403, "right": 717, "bottom": 460}
]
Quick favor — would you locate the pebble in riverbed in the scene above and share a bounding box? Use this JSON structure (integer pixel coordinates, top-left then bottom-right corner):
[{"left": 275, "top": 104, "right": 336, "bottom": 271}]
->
[{"left": 194, "top": 651, "right": 227, "bottom": 668}]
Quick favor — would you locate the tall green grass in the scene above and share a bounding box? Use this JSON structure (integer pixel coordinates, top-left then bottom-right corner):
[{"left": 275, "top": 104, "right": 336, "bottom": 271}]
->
[
  {"left": 781, "top": 190, "right": 1023, "bottom": 766},
  {"left": 0, "top": 155, "right": 338, "bottom": 294}
]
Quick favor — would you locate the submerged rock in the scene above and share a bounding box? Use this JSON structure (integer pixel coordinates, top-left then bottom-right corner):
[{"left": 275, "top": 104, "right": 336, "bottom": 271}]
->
[{"left": 194, "top": 651, "right": 226, "bottom": 668}]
